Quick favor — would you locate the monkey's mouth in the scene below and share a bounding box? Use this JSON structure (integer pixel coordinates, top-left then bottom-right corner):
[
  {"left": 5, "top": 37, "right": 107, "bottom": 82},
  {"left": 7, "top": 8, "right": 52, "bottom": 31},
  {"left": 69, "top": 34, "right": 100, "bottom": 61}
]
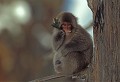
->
[
  {"left": 63, "top": 27, "right": 72, "bottom": 33},
  {"left": 67, "top": 30, "right": 72, "bottom": 32},
  {"left": 64, "top": 30, "right": 72, "bottom": 33}
]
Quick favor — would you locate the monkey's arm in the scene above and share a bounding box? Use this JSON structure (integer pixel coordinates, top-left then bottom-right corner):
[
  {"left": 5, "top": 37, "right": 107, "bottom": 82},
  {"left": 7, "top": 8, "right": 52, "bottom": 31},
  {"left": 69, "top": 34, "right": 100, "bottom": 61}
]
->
[
  {"left": 61, "top": 32, "right": 93, "bottom": 55},
  {"left": 52, "top": 29, "right": 65, "bottom": 51}
]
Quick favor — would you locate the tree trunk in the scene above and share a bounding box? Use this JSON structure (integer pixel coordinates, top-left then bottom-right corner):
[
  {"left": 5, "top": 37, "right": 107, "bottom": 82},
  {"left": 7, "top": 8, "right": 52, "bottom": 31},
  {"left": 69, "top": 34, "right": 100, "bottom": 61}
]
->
[{"left": 87, "top": 0, "right": 120, "bottom": 82}]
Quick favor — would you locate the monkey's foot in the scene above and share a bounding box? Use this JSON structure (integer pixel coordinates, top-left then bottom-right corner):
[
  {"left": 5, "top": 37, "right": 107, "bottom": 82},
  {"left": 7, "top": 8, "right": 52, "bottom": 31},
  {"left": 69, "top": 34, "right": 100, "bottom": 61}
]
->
[
  {"left": 72, "top": 73, "right": 81, "bottom": 79},
  {"left": 81, "top": 74, "right": 87, "bottom": 79},
  {"left": 72, "top": 74, "right": 87, "bottom": 79},
  {"left": 72, "top": 75, "right": 80, "bottom": 79}
]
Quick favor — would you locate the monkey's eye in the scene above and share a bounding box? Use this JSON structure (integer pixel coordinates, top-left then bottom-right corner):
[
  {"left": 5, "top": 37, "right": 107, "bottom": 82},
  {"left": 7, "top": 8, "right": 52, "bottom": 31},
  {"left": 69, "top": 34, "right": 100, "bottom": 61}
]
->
[
  {"left": 67, "top": 24, "right": 71, "bottom": 27},
  {"left": 62, "top": 23, "right": 71, "bottom": 27},
  {"left": 62, "top": 24, "right": 67, "bottom": 27}
]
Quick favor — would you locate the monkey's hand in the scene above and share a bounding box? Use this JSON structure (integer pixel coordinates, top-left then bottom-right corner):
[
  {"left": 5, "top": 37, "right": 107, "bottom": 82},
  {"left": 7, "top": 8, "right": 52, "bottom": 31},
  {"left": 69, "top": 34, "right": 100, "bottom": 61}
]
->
[
  {"left": 52, "top": 18, "right": 61, "bottom": 30},
  {"left": 52, "top": 30, "right": 65, "bottom": 51}
]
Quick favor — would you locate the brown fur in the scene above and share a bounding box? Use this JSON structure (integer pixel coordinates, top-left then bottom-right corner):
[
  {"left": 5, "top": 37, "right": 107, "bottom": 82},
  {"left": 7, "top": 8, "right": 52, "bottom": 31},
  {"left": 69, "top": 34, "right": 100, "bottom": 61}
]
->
[{"left": 52, "top": 12, "right": 93, "bottom": 76}]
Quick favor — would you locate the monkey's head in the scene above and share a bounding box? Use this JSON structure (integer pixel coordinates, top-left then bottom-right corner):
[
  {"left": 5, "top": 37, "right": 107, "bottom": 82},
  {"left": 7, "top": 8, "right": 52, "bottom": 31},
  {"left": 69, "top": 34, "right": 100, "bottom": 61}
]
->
[{"left": 54, "top": 12, "right": 78, "bottom": 33}]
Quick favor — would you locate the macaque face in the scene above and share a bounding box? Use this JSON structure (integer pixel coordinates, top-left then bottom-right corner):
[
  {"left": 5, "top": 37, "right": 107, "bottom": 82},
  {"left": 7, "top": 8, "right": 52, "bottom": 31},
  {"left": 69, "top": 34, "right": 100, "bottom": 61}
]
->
[{"left": 61, "top": 22, "right": 72, "bottom": 33}]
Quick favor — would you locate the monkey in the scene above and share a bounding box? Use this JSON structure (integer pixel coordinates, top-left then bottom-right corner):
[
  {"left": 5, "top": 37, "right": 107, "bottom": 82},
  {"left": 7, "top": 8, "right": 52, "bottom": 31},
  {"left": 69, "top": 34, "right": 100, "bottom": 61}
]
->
[
  {"left": 29, "top": 12, "right": 93, "bottom": 82},
  {"left": 52, "top": 12, "right": 93, "bottom": 76}
]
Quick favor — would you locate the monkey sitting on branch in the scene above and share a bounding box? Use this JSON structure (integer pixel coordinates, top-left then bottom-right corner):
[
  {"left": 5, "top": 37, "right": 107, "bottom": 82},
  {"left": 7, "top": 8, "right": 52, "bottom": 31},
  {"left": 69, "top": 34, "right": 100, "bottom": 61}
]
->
[{"left": 29, "top": 12, "right": 93, "bottom": 82}]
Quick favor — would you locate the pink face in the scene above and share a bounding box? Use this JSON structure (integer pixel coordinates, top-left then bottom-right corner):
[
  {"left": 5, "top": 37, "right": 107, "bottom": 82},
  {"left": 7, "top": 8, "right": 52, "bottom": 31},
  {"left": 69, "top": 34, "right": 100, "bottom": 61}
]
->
[{"left": 61, "top": 22, "right": 72, "bottom": 33}]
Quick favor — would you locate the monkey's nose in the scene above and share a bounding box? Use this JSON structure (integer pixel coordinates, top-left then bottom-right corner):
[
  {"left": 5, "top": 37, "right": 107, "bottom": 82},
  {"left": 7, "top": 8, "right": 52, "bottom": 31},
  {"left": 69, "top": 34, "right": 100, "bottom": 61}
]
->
[{"left": 55, "top": 60, "right": 61, "bottom": 65}]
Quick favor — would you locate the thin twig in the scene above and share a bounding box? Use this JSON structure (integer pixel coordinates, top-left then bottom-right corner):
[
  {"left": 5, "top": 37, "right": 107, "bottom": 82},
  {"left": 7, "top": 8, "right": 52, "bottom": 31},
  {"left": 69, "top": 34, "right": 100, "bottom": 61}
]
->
[{"left": 29, "top": 74, "right": 66, "bottom": 82}]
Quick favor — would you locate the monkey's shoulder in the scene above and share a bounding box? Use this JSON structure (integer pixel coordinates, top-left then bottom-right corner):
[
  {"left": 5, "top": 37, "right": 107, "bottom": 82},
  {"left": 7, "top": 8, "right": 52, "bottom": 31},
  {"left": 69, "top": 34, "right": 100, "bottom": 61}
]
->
[
  {"left": 67, "top": 27, "right": 92, "bottom": 47},
  {"left": 74, "top": 27, "right": 92, "bottom": 41},
  {"left": 77, "top": 26, "right": 90, "bottom": 35}
]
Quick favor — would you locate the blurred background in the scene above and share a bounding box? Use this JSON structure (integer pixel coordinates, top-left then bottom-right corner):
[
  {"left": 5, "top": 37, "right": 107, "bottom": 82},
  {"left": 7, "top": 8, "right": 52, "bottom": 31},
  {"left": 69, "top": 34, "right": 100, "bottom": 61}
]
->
[{"left": 0, "top": 0, "right": 93, "bottom": 82}]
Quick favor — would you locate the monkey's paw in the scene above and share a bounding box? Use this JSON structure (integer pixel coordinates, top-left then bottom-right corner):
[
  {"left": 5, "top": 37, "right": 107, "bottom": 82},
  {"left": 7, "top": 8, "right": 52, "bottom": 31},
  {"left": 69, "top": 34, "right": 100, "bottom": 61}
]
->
[
  {"left": 51, "top": 18, "right": 61, "bottom": 29},
  {"left": 72, "top": 73, "right": 87, "bottom": 80}
]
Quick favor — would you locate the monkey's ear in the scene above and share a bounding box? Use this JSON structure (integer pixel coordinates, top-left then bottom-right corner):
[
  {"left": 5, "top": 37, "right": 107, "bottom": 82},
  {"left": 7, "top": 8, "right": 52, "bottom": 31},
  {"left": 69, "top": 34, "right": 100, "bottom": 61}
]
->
[
  {"left": 51, "top": 18, "right": 62, "bottom": 30},
  {"left": 71, "top": 17, "right": 78, "bottom": 28}
]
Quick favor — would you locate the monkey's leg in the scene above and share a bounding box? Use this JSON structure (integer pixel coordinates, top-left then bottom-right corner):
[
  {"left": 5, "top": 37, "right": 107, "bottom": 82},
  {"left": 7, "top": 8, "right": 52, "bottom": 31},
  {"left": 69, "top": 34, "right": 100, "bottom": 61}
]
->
[{"left": 62, "top": 51, "right": 89, "bottom": 79}]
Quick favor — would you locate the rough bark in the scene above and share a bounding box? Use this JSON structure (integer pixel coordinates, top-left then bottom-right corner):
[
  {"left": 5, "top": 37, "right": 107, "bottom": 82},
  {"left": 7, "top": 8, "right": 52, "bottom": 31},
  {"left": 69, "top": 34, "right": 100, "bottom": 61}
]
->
[{"left": 87, "top": 0, "right": 120, "bottom": 82}]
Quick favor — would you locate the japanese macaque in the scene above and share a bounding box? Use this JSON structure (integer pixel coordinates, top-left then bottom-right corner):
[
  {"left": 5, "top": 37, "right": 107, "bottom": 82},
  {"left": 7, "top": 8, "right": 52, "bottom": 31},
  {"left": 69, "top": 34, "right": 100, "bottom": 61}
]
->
[
  {"left": 52, "top": 12, "right": 93, "bottom": 76},
  {"left": 29, "top": 12, "right": 93, "bottom": 82}
]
